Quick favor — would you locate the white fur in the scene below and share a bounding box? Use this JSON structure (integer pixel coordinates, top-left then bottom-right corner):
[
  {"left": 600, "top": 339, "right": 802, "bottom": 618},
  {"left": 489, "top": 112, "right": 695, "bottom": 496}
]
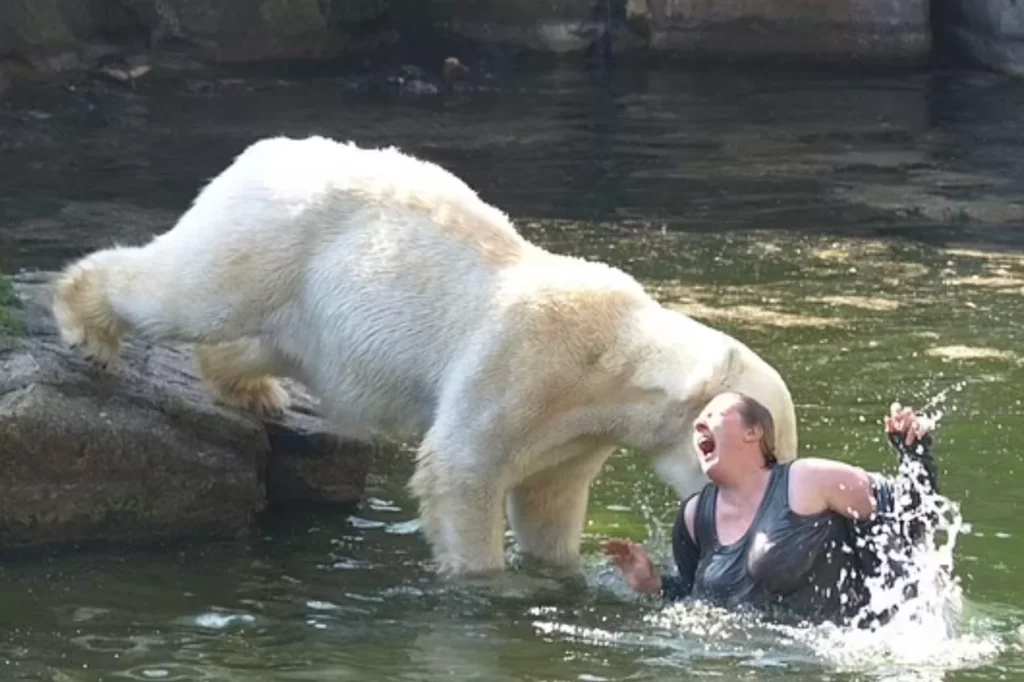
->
[{"left": 51, "top": 136, "right": 799, "bottom": 576}]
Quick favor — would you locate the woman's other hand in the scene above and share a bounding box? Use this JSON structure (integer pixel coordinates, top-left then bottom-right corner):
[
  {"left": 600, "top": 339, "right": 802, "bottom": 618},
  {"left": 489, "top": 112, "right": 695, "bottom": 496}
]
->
[
  {"left": 602, "top": 539, "right": 662, "bottom": 595},
  {"left": 887, "top": 403, "right": 935, "bottom": 447}
]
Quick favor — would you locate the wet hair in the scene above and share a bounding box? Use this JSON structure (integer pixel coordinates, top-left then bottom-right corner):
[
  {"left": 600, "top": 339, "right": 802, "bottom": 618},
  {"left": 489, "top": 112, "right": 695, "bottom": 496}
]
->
[{"left": 732, "top": 393, "right": 778, "bottom": 468}]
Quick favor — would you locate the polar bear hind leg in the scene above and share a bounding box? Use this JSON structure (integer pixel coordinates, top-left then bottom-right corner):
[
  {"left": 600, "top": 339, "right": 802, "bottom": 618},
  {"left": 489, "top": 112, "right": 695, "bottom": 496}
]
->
[
  {"left": 54, "top": 245, "right": 292, "bottom": 418},
  {"left": 196, "top": 338, "right": 291, "bottom": 418},
  {"left": 52, "top": 234, "right": 286, "bottom": 371}
]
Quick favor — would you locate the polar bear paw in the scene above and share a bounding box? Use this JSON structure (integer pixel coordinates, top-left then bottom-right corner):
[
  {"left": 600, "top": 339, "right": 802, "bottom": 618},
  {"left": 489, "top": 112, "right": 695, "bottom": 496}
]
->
[{"left": 208, "top": 376, "right": 291, "bottom": 419}]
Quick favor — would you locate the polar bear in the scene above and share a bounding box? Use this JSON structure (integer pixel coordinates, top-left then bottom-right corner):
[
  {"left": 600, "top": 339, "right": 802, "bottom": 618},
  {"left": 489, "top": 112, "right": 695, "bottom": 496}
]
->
[{"left": 51, "top": 136, "right": 799, "bottom": 577}]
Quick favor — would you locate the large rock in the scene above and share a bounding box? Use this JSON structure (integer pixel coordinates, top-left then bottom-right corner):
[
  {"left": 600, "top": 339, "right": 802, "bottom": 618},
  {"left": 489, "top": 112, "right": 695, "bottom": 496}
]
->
[
  {"left": 0, "top": 0, "right": 395, "bottom": 72},
  {"left": 933, "top": 0, "right": 1024, "bottom": 77},
  {"left": 0, "top": 0, "right": 125, "bottom": 57},
  {"left": 0, "top": 0, "right": 939, "bottom": 71},
  {"left": 121, "top": 0, "right": 393, "bottom": 63},
  {"left": 630, "top": 0, "right": 932, "bottom": 63},
  {"left": 0, "top": 272, "right": 373, "bottom": 553}
]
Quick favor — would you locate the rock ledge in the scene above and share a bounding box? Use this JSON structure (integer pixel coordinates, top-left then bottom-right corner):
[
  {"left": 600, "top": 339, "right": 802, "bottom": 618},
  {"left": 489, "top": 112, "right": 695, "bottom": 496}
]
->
[{"left": 0, "top": 271, "right": 374, "bottom": 552}]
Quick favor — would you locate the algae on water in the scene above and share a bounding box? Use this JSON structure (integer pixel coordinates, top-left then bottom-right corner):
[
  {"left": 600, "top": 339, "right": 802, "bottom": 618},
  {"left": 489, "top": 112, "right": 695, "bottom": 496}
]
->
[{"left": 0, "top": 274, "right": 27, "bottom": 336}]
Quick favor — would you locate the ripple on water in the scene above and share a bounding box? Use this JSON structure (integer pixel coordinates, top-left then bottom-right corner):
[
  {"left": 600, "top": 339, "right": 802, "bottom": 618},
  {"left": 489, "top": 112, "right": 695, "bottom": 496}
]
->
[
  {"left": 190, "top": 612, "right": 257, "bottom": 630},
  {"left": 115, "top": 664, "right": 212, "bottom": 681},
  {"left": 70, "top": 634, "right": 163, "bottom": 655}
]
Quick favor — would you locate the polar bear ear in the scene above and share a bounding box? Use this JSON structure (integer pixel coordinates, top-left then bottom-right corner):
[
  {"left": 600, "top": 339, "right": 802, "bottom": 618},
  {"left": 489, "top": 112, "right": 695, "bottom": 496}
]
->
[
  {"left": 676, "top": 343, "right": 742, "bottom": 408},
  {"left": 715, "top": 344, "right": 799, "bottom": 464},
  {"left": 643, "top": 343, "right": 740, "bottom": 448}
]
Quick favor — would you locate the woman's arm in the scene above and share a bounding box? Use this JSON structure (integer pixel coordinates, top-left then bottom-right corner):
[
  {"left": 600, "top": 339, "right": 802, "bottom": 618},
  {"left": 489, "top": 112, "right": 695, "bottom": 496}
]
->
[
  {"left": 603, "top": 495, "right": 701, "bottom": 600},
  {"left": 791, "top": 457, "right": 879, "bottom": 521},
  {"left": 791, "top": 405, "right": 940, "bottom": 524},
  {"left": 661, "top": 496, "right": 701, "bottom": 601}
]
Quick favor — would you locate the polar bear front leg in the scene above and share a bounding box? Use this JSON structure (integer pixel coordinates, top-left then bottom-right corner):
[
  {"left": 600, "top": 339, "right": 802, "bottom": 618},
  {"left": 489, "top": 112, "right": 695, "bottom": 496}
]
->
[
  {"left": 410, "top": 440, "right": 509, "bottom": 577},
  {"left": 196, "top": 338, "right": 291, "bottom": 419},
  {"left": 506, "top": 445, "right": 615, "bottom": 569}
]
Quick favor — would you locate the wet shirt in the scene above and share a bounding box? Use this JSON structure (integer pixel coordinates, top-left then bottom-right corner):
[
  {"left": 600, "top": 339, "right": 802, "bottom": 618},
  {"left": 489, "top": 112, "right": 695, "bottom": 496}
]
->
[{"left": 661, "top": 463, "right": 871, "bottom": 624}]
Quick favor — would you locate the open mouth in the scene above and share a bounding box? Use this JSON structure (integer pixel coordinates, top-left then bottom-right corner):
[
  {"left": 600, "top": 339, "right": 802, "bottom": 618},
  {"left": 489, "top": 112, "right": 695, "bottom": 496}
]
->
[{"left": 696, "top": 426, "right": 715, "bottom": 456}]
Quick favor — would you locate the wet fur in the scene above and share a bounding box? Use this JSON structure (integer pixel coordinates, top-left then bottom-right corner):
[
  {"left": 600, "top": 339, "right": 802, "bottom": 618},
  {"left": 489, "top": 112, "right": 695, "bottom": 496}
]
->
[{"left": 51, "top": 136, "right": 799, "bottom": 576}]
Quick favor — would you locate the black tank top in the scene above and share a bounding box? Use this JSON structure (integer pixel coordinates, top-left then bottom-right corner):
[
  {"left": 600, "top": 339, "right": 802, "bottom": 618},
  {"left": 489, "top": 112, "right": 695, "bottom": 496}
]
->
[{"left": 687, "top": 463, "right": 869, "bottom": 623}]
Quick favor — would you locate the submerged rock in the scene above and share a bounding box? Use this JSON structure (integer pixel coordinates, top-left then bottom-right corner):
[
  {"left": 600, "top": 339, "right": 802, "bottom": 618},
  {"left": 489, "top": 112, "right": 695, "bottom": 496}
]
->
[{"left": 0, "top": 271, "right": 373, "bottom": 553}]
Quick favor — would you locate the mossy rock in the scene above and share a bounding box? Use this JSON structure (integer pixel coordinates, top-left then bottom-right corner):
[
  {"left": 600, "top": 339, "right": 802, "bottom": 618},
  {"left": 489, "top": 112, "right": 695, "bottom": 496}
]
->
[{"left": 0, "top": 275, "right": 27, "bottom": 337}]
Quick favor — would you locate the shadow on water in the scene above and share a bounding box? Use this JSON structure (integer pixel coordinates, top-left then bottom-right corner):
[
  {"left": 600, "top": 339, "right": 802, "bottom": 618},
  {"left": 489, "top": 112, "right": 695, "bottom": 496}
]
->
[
  {"left": 1, "top": 63, "right": 1024, "bottom": 680},
  {"left": 2, "top": 63, "right": 1024, "bottom": 272}
]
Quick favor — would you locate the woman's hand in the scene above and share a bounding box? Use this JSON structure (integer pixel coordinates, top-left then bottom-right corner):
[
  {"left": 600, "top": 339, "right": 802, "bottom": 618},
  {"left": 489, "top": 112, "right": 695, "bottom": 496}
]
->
[
  {"left": 887, "top": 403, "right": 935, "bottom": 447},
  {"left": 602, "top": 539, "right": 662, "bottom": 595}
]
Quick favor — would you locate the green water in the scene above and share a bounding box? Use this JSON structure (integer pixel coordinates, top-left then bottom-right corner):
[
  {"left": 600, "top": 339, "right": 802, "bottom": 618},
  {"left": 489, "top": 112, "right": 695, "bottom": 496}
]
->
[{"left": 2, "top": 64, "right": 1024, "bottom": 680}]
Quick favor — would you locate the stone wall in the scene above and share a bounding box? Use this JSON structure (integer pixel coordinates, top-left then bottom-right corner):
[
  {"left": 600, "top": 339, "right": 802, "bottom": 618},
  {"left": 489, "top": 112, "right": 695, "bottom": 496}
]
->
[
  {"left": 638, "top": 0, "right": 931, "bottom": 63},
  {"left": 0, "top": 0, "right": 398, "bottom": 71},
  {"left": 0, "top": 0, "right": 938, "bottom": 75},
  {"left": 0, "top": 1, "right": 1020, "bottom": 93},
  {"left": 933, "top": 0, "right": 1024, "bottom": 77}
]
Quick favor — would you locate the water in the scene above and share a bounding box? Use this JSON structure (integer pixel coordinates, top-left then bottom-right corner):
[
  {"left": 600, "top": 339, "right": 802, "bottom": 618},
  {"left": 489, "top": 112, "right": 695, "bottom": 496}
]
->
[{"left": 2, "top": 62, "right": 1024, "bottom": 680}]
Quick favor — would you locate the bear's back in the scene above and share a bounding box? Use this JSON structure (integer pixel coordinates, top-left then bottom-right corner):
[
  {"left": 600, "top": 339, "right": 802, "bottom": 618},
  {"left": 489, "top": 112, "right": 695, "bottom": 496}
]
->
[{"left": 212, "top": 135, "right": 531, "bottom": 269}]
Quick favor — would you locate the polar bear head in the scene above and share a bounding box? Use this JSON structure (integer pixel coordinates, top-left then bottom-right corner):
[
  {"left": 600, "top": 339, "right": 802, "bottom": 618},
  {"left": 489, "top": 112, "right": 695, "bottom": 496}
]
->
[{"left": 623, "top": 308, "right": 799, "bottom": 501}]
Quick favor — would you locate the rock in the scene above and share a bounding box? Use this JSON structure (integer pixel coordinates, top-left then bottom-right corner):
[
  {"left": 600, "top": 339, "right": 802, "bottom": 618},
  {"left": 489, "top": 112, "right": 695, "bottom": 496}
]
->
[
  {"left": 0, "top": 0, "right": 122, "bottom": 58},
  {"left": 0, "top": 0, "right": 139, "bottom": 77},
  {"left": 633, "top": 0, "right": 932, "bottom": 63},
  {"left": 0, "top": 276, "right": 26, "bottom": 336},
  {"left": 933, "top": 0, "right": 1024, "bottom": 77},
  {"left": 0, "top": 272, "right": 373, "bottom": 553},
  {"left": 265, "top": 422, "right": 373, "bottom": 508},
  {"left": 0, "top": 0, "right": 948, "bottom": 73},
  {"left": 121, "top": 0, "right": 338, "bottom": 63},
  {"left": 0, "top": 0, "right": 396, "bottom": 73}
]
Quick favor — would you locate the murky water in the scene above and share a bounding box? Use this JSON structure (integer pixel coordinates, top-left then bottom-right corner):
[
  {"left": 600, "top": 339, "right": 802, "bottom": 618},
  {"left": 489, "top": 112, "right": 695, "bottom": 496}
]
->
[{"left": 2, "top": 63, "right": 1024, "bottom": 681}]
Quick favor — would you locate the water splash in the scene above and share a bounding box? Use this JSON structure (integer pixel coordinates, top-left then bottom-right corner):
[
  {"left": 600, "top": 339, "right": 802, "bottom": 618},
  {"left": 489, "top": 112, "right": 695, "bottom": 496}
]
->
[
  {"left": 785, "top": 490, "right": 988, "bottom": 676},
  {"left": 582, "top": 389, "right": 1009, "bottom": 677},
  {"left": 783, "top": 392, "right": 999, "bottom": 673},
  {"left": 915, "top": 379, "right": 968, "bottom": 419}
]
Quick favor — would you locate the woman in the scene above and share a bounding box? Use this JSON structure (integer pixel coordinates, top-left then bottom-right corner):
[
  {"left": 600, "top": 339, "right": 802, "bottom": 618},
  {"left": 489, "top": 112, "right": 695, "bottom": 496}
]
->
[{"left": 603, "top": 392, "right": 942, "bottom": 626}]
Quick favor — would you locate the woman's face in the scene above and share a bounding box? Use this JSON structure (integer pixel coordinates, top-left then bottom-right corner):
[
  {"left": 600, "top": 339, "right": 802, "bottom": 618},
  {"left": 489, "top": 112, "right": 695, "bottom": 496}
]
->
[{"left": 693, "top": 393, "right": 755, "bottom": 475}]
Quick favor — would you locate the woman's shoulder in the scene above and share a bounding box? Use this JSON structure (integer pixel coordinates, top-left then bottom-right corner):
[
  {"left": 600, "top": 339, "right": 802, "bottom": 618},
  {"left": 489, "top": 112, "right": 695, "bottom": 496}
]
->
[
  {"left": 789, "top": 457, "right": 865, "bottom": 477},
  {"left": 786, "top": 458, "right": 872, "bottom": 516},
  {"left": 677, "top": 483, "right": 714, "bottom": 547},
  {"left": 787, "top": 458, "right": 869, "bottom": 494}
]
